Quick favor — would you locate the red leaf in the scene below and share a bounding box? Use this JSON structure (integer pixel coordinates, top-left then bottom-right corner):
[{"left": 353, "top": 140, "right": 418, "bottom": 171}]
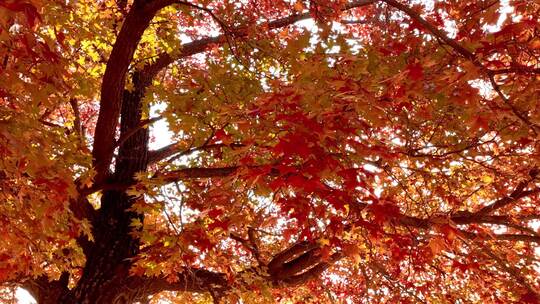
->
[
  {"left": 407, "top": 63, "right": 424, "bottom": 80},
  {"left": 1, "top": 1, "right": 41, "bottom": 27},
  {"left": 520, "top": 292, "right": 539, "bottom": 304}
]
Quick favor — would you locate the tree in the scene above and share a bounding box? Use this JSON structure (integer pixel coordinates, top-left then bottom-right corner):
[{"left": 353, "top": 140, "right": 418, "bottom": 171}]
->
[{"left": 1, "top": 0, "right": 540, "bottom": 302}]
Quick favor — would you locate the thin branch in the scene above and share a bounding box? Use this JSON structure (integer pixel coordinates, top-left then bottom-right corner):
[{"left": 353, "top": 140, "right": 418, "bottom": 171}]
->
[
  {"left": 459, "top": 229, "right": 540, "bottom": 244},
  {"left": 488, "top": 66, "right": 540, "bottom": 75},
  {"left": 382, "top": 0, "right": 477, "bottom": 62},
  {"left": 148, "top": 142, "right": 244, "bottom": 165},
  {"left": 463, "top": 237, "right": 539, "bottom": 296},
  {"left": 158, "top": 166, "right": 240, "bottom": 182},
  {"left": 68, "top": 98, "right": 84, "bottom": 143},
  {"left": 114, "top": 116, "right": 162, "bottom": 150},
  {"left": 230, "top": 229, "right": 263, "bottom": 265},
  {"left": 475, "top": 170, "right": 539, "bottom": 215},
  {"left": 382, "top": 0, "right": 540, "bottom": 132},
  {"left": 451, "top": 215, "right": 539, "bottom": 236},
  {"left": 137, "top": 0, "right": 378, "bottom": 92},
  {"left": 38, "top": 118, "right": 65, "bottom": 130}
]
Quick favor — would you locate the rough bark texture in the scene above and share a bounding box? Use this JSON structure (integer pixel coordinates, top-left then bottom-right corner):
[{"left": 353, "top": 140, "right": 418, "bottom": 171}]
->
[
  {"left": 92, "top": 1, "right": 164, "bottom": 184},
  {"left": 52, "top": 73, "right": 151, "bottom": 304}
]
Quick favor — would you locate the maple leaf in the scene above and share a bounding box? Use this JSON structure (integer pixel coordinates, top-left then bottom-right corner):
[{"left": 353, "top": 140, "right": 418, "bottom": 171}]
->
[
  {"left": 0, "top": 1, "right": 41, "bottom": 27},
  {"left": 427, "top": 237, "right": 447, "bottom": 256},
  {"left": 407, "top": 63, "right": 424, "bottom": 80}
]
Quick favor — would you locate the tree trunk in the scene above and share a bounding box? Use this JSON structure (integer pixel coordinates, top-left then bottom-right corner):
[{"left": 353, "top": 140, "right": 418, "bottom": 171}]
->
[{"left": 42, "top": 77, "right": 152, "bottom": 304}]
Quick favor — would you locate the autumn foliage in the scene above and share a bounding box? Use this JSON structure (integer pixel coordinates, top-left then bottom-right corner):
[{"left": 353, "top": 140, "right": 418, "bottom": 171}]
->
[{"left": 1, "top": 0, "right": 540, "bottom": 303}]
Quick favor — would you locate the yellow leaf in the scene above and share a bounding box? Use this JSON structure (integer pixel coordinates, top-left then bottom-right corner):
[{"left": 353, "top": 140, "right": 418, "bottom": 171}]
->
[
  {"left": 481, "top": 175, "right": 493, "bottom": 183},
  {"left": 318, "top": 238, "right": 330, "bottom": 246},
  {"left": 80, "top": 168, "right": 96, "bottom": 188}
]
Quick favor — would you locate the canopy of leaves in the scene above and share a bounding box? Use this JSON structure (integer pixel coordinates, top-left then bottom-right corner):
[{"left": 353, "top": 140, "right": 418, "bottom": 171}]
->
[{"left": 1, "top": 0, "right": 540, "bottom": 303}]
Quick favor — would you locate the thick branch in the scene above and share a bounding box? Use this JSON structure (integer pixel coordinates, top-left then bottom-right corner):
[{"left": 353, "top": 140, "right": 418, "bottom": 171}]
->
[
  {"left": 135, "top": 242, "right": 342, "bottom": 298},
  {"left": 280, "top": 252, "right": 343, "bottom": 286},
  {"left": 477, "top": 187, "right": 540, "bottom": 215},
  {"left": 93, "top": 0, "right": 378, "bottom": 179},
  {"left": 134, "top": 267, "right": 230, "bottom": 297},
  {"left": 267, "top": 241, "right": 319, "bottom": 273},
  {"left": 273, "top": 248, "right": 322, "bottom": 279},
  {"left": 81, "top": 166, "right": 245, "bottom": 195},
  {"left": 137, "top": 0, "right": 377, "bottom": 92},
  {"left": 92, "top": 1, "right": 177, "bottom": 182},
  {"left": 351, "top": 200, "right": 540, "bottom": 245}
]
